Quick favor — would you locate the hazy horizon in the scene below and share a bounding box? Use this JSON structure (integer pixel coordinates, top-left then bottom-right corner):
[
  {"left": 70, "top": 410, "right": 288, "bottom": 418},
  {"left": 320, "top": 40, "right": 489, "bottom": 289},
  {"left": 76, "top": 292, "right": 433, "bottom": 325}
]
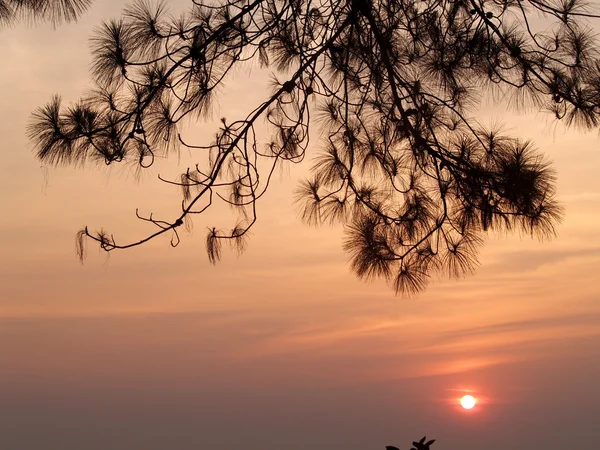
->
[{"left": 1, "top": 1, "right": 599, "bottom": 449}]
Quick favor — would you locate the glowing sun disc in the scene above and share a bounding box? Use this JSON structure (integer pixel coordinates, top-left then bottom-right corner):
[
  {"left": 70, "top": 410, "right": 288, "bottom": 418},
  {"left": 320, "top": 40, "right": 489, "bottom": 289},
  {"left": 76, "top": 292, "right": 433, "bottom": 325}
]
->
[{"left": 460, "top": 395, "right": 476, "bottom": 409}]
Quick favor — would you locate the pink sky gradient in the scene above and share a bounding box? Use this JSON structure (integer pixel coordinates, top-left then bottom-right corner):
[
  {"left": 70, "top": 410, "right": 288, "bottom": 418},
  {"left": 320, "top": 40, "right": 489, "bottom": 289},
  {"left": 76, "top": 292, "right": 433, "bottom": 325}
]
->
[{"left": 1, "top": 2, "right": 599, "bottom": 449}]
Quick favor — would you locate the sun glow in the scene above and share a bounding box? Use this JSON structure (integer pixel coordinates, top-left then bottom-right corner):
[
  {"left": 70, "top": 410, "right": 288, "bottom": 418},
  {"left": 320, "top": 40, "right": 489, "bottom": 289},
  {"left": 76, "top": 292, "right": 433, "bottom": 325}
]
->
[{"left": 460, "top": 395, "right": 476, "bottom": 409}]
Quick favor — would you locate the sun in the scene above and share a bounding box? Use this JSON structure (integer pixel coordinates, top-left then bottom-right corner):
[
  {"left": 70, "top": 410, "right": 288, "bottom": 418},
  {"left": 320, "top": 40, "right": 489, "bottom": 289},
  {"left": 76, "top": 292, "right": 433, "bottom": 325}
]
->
[{"left": 460, "top": 395, "right": 476, "bottom": 409}]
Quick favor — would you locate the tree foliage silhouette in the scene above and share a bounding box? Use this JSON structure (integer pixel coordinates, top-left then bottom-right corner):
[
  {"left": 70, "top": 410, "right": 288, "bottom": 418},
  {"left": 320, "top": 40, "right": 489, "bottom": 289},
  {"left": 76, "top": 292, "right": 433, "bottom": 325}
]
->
[
  {"left": 387, "top": 436, "right": 436, "bottom": 450},
  {"left": 0, "top": 0, "right": 91, "bottom": 26},
  {"left": 30, "top": 0, "right": 600, "bottom": 294}
]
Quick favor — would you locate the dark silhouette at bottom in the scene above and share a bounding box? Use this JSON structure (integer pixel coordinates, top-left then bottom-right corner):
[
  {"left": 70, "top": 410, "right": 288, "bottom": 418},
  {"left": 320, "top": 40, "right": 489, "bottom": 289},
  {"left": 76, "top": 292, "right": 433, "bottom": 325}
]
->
[{"left": 387, "top": 436, "right": 435, "bottom": 450}]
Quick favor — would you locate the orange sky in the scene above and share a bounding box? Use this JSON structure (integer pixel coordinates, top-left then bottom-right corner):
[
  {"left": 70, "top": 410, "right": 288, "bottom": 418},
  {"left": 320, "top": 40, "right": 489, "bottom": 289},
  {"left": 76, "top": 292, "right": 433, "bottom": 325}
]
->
[{"left": 1, "top": 2, "right": 599, "bottom": 450}]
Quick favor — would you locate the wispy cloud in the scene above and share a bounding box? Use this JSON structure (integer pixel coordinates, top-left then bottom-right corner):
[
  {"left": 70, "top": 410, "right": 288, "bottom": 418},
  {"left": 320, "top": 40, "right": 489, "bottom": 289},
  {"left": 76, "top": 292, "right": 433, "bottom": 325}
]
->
[
  {"left": 559, "top": 191, "right": 600, "bottom": 202},
  {"left": 480, "top": 246, "right": 600, "bottom": 276}
]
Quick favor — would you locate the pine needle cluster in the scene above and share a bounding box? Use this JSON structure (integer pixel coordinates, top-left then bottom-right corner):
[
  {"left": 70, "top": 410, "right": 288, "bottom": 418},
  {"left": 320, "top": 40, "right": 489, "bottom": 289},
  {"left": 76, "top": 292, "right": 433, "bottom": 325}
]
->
[{"left": 30, "top": 0, "right": 600, "bottom": 293}]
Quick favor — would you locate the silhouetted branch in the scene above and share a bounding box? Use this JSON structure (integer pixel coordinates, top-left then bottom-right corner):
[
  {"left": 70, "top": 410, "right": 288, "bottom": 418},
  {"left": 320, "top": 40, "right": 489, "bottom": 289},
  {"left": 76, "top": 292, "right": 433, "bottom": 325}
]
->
[
  {"left": 387, "top": 436, "right": 436, "bottom": 450},
  {"left": 0, "top": 0, "right": 92, "bottom": 26},
  {"left": 32, "top": 0, "right": 600, "bottom": 294}
]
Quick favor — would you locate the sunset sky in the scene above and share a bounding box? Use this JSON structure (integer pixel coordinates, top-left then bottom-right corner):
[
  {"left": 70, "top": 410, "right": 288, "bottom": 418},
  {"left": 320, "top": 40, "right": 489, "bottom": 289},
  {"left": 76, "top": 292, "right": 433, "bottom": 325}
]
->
[{"left": 1, "top": 2, "right": 599, "bottom": 450}]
